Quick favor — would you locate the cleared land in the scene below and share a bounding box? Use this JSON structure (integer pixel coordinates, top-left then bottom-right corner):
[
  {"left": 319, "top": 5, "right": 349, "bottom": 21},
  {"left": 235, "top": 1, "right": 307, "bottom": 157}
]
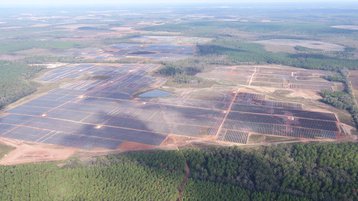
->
[
  {"left": 106, "top": 43, "right": 195, "bottom": 61},
  {"left": 331, "top": 25, "right": 358, "bottom": 31},
  {"left": 198, "top": 65, "right": 342, "bottom": 91},
  {"left": 255, "top": 39, "right": 345, "bottom": 52},
  {"left": 349, "top": 70, "right": 358, "bottom": 103}
]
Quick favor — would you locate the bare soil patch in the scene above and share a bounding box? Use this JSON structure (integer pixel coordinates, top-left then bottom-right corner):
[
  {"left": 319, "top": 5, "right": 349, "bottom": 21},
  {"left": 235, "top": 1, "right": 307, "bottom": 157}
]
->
[
  {"left": 331, "top": 25, "right": 358, "bottom": 31},
  {"left": 349, "top": 70, "right": 358, "bottom": 103},
  {"left": 0, "top": 54, "right": 25, "bottom": 61},
  {"left": 0, "top": 138, "right": 76, "bottom": 165},
  {"left": 119, "top": 141, "right": 157, "bottom": 151}
]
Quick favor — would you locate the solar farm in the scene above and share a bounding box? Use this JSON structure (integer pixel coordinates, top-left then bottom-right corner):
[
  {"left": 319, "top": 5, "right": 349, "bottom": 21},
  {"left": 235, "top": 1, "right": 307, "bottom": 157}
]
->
[
  {"left": 0, "top": 63, "right": 225, "bottom": 149},
  {"left": 198, "top": 65, "right": 343, "bottom": 91},
  {"left": 219, "top": 92, "right": 339, "bottom": 143},
  {"left": 0, "top": 10, "right": 353, "bottom": 154},
  {"left": 0, "top": 61, "right": 346, "bottom": 151}
]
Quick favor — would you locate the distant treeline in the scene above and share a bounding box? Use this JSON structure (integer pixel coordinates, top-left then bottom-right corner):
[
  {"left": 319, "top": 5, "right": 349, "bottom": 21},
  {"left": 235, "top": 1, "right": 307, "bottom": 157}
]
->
[
  {"left": 0, "top": 40, "right": 87, "bottom": 54},
  {"left": 157, "top": 66, "right": 201, "bottom": 77},
  {"left": 143, "top": 20, "right": 357, "bottom": 38},
  {"left": 197, "top": 40, "right": 358, "bottom": 71}
]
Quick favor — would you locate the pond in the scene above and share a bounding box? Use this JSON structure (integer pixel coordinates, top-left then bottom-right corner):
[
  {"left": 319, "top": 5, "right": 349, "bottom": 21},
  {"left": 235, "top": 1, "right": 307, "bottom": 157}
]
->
[{"left": 138, "top": 89, "right": 172, "bottom": 98}]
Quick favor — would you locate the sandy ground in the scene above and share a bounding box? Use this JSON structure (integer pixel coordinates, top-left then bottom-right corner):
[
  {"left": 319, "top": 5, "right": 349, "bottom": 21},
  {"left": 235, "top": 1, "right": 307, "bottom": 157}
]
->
[
  {"left": 130, "top": 35, "right": 212, "bottom": 46},
  {"left": 119, "top": 141, "right": 157, "bottom": 151},
  {"left": 110, "top": 26, "right": 135, "bottom": 32},
  {"left": 55, "top": 24, "right": 103, "bottom": 30},
  {"left": 16, "top": 48, "right": 55, "bottom": 56},
  {"left": 0, "top": 138, "right": 77, "bottom": 165},
  {"left": 30, "top": 62, "right": 68, "bottom": 69},
  {"left": 331, "top": 25, "right": 358, "bottom": 31},
  {"left": 30, "top": 24, "right": 51, "bottom": 28},
  {"left": 0, "top": 54, "right": 25, "bottom": 61},
  {"left": 349, "top": 70, "right": 358, "bottom": 103}
]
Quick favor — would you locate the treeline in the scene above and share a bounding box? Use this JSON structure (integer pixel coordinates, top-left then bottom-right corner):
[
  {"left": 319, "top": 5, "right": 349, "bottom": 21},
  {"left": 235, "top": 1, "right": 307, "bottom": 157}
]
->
[
  {"left": 157, "top": 59, "right": 204, "bottom": 77},
  {"left": 155, "top": 60, "right": 214, "bottom": 87},
  {"left": 321, "top": 90, "right": 355, "bottom": 110},
  {"left": 0, "top": 61, "right": 43, "bottom": 109},
  {"left": 322, "top": 73, "right": 346, "bottom": 83},
  {"left": 320, "top": 69, "right": 358, "bottom": 128},
  {"left": 183, "top": 143, "right": 358, "bottom": 201},
  {"left": 157, "top": 66, "right": 201, "bottom": 77},
  {"left": 0, "top": 151, "right": 185, "bottom": 201},
  {"left": 0, "top": 40, "right": 87, "bottom": 54},
  {"left": 0, "top": 143, "right": 357, "bottom": 201},
  {"left": 197, "top": 39, "right": 358, "bottom": 71},
  {"left": 143, "top": 20, "right": 356, "bottom": 38}
]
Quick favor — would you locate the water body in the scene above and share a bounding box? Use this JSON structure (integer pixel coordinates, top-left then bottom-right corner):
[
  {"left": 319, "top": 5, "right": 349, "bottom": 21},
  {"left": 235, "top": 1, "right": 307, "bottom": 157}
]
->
[{"left": 138, "top": 89, "right": 171, "bottom": 98}]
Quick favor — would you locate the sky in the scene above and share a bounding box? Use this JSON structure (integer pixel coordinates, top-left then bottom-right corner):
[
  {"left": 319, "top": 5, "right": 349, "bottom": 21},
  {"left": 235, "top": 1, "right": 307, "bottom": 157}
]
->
[{"left": 1, "top": 0, "right": 357, "bottom": 5}]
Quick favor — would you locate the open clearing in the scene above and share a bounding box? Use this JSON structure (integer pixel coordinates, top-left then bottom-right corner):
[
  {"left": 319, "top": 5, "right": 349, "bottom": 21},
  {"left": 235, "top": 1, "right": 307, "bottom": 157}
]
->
[
  {"left": 255, "top": 39, "right": 345, "bottom": 52},
  {"left": 349, "top": 70, "right": 358, "bottom": 103},
  {"left": 129, "top": 35, "right": 212, "bottom": 45},
  {"left": 331, "top": 25, "right": 358, "bottom": 31},
  {"left": 0, "top": 138, "right": 76, "bottom": 165}
]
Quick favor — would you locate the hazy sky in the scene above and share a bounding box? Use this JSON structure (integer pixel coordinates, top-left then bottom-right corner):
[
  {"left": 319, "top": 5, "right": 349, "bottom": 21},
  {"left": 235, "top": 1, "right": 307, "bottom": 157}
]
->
[{"left": 2, "top": 0, "right": 357, "bottom": 5}]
